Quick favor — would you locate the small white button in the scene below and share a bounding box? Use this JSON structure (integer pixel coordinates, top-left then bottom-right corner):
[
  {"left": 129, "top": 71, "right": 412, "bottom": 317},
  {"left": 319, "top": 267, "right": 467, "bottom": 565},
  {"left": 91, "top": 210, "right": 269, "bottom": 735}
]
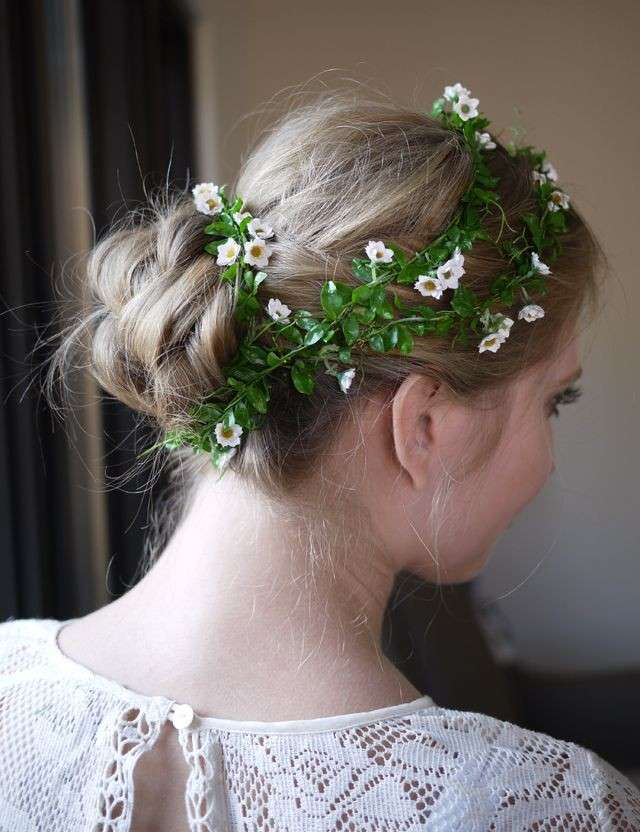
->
[{"left": 168, "top": 702, "right": 195, "bottom": 729}]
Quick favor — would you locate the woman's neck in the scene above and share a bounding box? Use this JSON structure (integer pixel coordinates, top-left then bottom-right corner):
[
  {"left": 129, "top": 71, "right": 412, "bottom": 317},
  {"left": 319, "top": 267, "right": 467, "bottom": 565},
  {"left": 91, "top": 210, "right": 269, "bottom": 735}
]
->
[{"left": 83, "top": 467, "right": 421, "bottom": 720}]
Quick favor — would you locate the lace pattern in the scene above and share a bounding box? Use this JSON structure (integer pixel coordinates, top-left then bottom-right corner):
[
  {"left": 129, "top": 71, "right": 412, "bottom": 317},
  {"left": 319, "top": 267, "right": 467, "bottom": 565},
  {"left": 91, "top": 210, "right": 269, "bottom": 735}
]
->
[
  {"left": 1, "top": 617, "right": 639, "bottom": 832},
  {"left": 93, "top": 703, "right": 166, "bottom": 832}
]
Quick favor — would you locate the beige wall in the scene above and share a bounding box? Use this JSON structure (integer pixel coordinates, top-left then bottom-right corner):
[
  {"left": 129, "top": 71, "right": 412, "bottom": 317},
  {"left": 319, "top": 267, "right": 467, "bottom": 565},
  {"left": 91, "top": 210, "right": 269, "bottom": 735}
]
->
[{"left": 188, "top": 0, "right": 639, "bottom": 672}]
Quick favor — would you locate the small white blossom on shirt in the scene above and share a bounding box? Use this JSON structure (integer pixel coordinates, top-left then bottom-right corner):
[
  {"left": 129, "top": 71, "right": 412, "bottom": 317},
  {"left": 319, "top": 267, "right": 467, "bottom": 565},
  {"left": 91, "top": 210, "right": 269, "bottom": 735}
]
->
[
  {"left": 266, "top": 298, "right": 291, "bottom": 322},
  {"left": 548, "top": 190, "right": 570, "bottom": 212},
  {"left": 192, "top": 182, "right": 223, "bottom": 215},
  {"left": 216, "top": 238, "right": 241, "bottom": 266},
  {"left": 244, "top": 238, "right": 273, "bottom": 268},
  {"left": 437, "top": 246, "right": 465, "bottom": 289},
  {"left": 475, "top": 131, "right": 496, "bottom": 150},
  {"left": 453, "top": 93, "right": 480, "bottom": 121},
  {"left": 338, "top": 368, "right": 356, "bottom": 393},
  {"left": 531, "top": 251, "right": 551, "bottom": 275},
  {"left": 247, "top": 217, "right": 274, "bottom": 239},
  {"left": 214, "top": 421, "right": 243, "bottom": 448},
  {"left": 518, "top": 303, "right": 545, "bottom": 322},
  {"left": 365, "top": 240, "right": 394, "bottom": 264},
  {"left": 414, "top": 273, "right": 444, "bottom": 299},
  {"left": 443, "top": 82, "right": 471, "bottom": 101}
]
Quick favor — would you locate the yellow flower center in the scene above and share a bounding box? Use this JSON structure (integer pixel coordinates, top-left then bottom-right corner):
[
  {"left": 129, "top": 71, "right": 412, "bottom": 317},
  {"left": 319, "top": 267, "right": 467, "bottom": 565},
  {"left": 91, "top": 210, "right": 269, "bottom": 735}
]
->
[
  {"left": 222, "top": 427, "right": 234, "bottom": 438},
  {"left": 207, "top": 198, "right": 218, "bottom": 209},
  {"left": 250, "top": 243, "right": 262, "bottom": 256}
]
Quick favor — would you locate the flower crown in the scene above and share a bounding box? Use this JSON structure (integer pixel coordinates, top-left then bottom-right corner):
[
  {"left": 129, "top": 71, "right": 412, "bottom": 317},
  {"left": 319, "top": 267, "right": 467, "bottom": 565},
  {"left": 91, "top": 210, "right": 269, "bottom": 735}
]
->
[{"left": 140, "top": 82, "right": 571, "bottom": 470}]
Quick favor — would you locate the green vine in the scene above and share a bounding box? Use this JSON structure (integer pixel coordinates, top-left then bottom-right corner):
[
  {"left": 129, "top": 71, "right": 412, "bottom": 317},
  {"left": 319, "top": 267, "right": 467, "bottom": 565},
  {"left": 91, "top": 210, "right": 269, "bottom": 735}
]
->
[{"left": 139, "top": 83, "right": 571, "bottom": 470}]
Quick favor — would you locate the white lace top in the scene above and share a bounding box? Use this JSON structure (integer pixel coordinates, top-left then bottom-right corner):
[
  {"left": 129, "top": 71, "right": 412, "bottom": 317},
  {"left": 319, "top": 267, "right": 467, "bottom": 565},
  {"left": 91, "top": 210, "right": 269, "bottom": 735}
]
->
[{"left": 1, "top": 617, "right": 639, "bottom": 832}]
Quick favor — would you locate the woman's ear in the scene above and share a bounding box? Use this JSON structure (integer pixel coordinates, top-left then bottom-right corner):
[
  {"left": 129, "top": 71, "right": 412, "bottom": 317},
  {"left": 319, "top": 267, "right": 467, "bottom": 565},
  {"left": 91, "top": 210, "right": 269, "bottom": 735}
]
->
[{"left": 391, "top": 372, "right": 441, "bottom": 491}]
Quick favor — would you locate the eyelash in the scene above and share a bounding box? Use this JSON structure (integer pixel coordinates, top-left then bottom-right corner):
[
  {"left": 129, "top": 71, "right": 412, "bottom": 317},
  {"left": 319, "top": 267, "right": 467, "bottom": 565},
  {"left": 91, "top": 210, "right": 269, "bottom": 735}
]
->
[{"left": 547, "top": 383, "right": 583, "bottom": 418}]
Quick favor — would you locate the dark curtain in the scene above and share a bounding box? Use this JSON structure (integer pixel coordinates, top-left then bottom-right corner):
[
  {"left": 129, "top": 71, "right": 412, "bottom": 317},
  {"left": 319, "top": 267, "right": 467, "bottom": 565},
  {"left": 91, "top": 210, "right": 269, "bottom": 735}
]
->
[
  {"left": 0, "top": 0, "right": 195, "bottom": 616},
  {"left": 80, "top": 0, "right": 195, "bottom": 595},
  {"left": 0, "top": 0, "right": 76, "bottom": 618}
]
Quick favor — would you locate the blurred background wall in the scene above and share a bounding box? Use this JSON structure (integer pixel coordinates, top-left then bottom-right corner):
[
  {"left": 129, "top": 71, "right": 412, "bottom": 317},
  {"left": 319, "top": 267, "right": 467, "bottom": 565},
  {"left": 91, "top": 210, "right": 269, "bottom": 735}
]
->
[{"left": 2, "top": 0, "right": 638, "bottom": 776}]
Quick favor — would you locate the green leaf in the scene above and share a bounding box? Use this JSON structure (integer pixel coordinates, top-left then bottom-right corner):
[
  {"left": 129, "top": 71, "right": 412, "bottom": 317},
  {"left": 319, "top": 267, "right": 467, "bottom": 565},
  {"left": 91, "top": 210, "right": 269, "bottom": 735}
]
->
[
  {"left": 341, "top": 315, "right": 360, "bottom": 345},
  {"left": 353, "top": 305, "right": 376, "bottom": 324},
  {"left": 291, "top": 360, "right": 315, "bottom": 394},
  {"left": 374, "top": 300, "right": 395, "bottom": 320},
  {"left": 303, "top": 324, "right": 325, "bottom": 346},
  {"left": 320, "top": 280, "right": 351, "bottom": 320},
  {"left": 294, "top": 311, "right": 318, "bottom": 331},
  {"left": 430, "top": 97, "right": 445, "bottom": 117},
  {"left": 351, "top": 258, "right": 374, "bottom": 281},
  {"left": 233, "top": 399, "right": 251, "bottom": 427},
  {"left": 450, "top": 285, "right": 478, "bottom": 318},
  {"left": 396, "top": 259, "right": 429, "bottom": 285},
  {"left": 253, "top": 271, "right": 267, "bottom": 291},
  {"left": 239, "top": 344, "right": 268, "bottom": 365},
  {"left": 396, "top": 324, "right": 414, "bottom": 353},
  {"left": 435, "top": 315, "right": 455, "bottom": 335},
  {"left": 383, "top": 324, "right": 399, "bottom": 349},
  {"left": 245, "top": 383, "right": 268, "bottom": 414},
  {"left": 192, "top": 402, "right": 223, "bottom": 423},
  {"left": 204, "top": 221, "right": 236, "bottom": 237},
  {"left": 266, "top": 351, "right": 281, "bottom": 368},
  {"left": 368, "top": 334, "right": 385, "bottom": 352},
  {"left": 221, "top": 262, "right": 238, "bottom": 283},
  {"left": 338, "top": 347, "right": 352, "bottom": 363},
  {"left": 352, "top": 283, "right": 375, "bottom": 304}
]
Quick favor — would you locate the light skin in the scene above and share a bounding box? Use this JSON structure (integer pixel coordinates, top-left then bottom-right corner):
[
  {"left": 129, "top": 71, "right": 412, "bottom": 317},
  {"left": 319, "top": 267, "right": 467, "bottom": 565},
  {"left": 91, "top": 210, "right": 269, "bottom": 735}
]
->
[{"left": 59, "top": 330, "right": 582, "bottom": 721}]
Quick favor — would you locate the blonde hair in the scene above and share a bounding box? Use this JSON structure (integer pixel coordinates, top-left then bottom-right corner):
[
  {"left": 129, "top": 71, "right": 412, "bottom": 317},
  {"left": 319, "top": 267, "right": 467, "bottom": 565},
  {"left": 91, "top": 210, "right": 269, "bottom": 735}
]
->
[{"left": 44, "top": 86, "right": 606, "bottom": 578}]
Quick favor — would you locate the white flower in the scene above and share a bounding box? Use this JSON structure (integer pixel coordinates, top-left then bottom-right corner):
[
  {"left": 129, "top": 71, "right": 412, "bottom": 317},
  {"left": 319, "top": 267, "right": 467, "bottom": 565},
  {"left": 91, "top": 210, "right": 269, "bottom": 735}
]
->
[
  {"left": 437, "top": 246, "right": 465, "bottom": 289},
  {"left": 532, "top": 160, "right": 559, "bottom": 185},
  {"left": 192, "top": 182, "right": 223, "bottom": 215},
  {"left": 266, "top": 297, "right": 291, "bottom": 322},
  {"left": 541, "top": 160, "right": 559, "bottom": 182},
  {"left": 443, "top": 82, "right": 471, "bottom": 101},
  {"left": 548, "top": 189, "right": 570, "bottom": 212},
  {"left": 453, "top": 93, "right": 480, "bottom": 121},
  {"left": 244, "top": 238, "right": 273, "bottom": 267},
  {"left": 365, "top": 240, "right": 394, "bottom": 264},
  {"left": 496, "top": 316, "right": 514, "bottom": 339},
  {"left": 233, "top": 210, "right": 252, "bottom": 223},
  {"left": 478, "top": 332, "right": 505, "bottom": 353},
  {"left": 475, "top": 131, "right": 496, "bottom": 150},
  {"left": 531, "top": 251, "right": 551, "bottom": 275},
  {"left": 214, "top": 421, "right": 243, "bottom": 448},
  {"left": 518, "top": 303, "right": 545, "bottom": 322},
  {"left": 216, "top": 237, "right": 241, "bottom": 266},
  {"left": 338, "top": 368, "right": 356, "bottom": 393},
  {"left": 247, "top": 217, "right": 274, "bottom": 239},
  {"left": 414, "top": 273, "right": 445, "bottom": 299}
]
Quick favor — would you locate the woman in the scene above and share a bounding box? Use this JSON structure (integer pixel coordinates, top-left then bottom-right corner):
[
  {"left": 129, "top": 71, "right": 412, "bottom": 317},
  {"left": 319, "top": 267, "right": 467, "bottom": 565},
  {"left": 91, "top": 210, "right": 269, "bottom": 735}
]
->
[{"left": 2, "top": 83, "right": 639, "bottom": 831}]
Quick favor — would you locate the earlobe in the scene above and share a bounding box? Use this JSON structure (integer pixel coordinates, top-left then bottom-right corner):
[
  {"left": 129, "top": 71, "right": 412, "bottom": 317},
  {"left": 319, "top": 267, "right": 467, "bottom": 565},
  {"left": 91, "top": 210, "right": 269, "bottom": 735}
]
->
[{"left": 391, "top": 373, "right": 439, "bottom": 491}]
